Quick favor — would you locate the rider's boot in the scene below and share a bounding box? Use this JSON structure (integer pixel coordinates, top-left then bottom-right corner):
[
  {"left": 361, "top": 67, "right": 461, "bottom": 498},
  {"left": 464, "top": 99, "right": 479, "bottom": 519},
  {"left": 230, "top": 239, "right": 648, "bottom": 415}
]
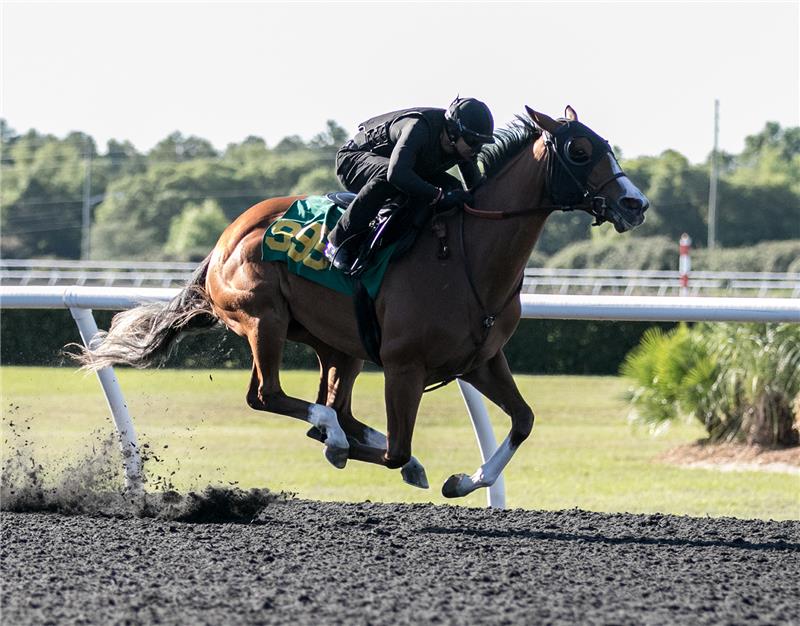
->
[
  {"left": 325, "top": 178, "right": 392, "bottom": 273},
  {"left": 323, "top": 237, "right": 357, "bottom": 273}
]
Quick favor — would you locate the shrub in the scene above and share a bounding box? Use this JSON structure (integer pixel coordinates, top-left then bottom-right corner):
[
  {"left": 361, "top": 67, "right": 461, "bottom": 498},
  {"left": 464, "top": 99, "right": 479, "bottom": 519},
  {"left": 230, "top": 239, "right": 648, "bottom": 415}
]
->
[
  {"left": 544, "top": 237, "right": 800, "bottom": 273},
  {"left": 622, "top": 323, "right": 800, "bottom": 446},
  {"left": 545, "top": 236, "right": 678, "bottom": 270},
  {"left": 694, "top": 240, "right": 800, "bottom": 273}
]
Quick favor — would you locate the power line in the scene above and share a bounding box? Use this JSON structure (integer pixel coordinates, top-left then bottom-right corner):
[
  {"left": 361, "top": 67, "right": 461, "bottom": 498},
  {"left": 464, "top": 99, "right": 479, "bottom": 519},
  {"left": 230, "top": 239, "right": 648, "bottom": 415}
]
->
[
  {"left": 4, "top": 214, "right": 83, "bottom": 227},
  {"left": 4, "top": 187, "right": 313, "bottom": 207},
  {"left": 3, "top": 222, "right": 83, "bottom": 234},
  {"left": 0, "top": 153, "right": 336, "bottom": 167}
]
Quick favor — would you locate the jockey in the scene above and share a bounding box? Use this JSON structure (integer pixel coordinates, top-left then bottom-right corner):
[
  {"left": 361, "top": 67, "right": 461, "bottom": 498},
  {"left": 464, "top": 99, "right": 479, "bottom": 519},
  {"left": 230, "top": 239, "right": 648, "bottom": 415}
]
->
[{"left": 324, "top": 97, "right": 495, "bottom": 272}]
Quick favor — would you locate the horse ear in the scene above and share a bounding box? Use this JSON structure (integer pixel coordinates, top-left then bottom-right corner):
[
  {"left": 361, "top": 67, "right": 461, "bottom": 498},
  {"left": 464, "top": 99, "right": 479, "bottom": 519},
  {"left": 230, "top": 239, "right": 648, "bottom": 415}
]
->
[
  {"left": 564, "top": 105, "right": 578, "bottom": 121},
  {"left": 525, "top": 105, "right": 560, "bottom": 134}
]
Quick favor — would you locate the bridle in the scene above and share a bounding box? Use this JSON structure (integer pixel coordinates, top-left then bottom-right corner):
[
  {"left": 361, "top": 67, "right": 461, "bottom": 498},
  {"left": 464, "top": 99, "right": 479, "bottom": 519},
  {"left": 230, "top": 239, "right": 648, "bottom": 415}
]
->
[
  {"left": 542, "top": 120, "right": 628, "bottom": 226},
  {"left": 463, "top": 120, "right": 629, "bottom": 225}
]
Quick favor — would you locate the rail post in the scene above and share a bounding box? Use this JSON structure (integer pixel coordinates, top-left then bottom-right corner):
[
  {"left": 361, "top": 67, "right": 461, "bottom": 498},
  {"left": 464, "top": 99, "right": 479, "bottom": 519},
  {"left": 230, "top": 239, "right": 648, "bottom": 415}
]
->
[{"left": 67, "top": 305, "right": 143, "bottom": 492}]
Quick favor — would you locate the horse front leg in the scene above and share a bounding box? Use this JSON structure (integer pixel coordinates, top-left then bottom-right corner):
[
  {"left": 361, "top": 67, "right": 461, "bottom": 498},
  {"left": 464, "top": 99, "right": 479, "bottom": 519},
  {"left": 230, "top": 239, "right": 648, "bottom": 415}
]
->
[
  {"left": 442, "top": 350, "right": 534, "bottom": 498},
  {"left": 382, "top": 364, "right": 426, "bottom": 471}
]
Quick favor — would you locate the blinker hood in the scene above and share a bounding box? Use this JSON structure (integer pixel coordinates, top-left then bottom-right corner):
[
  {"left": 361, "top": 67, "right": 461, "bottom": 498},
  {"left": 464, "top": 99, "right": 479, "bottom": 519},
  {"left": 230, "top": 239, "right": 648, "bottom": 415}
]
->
[{"left": 544, "top": 120, "right": 613, "bottom": 208}]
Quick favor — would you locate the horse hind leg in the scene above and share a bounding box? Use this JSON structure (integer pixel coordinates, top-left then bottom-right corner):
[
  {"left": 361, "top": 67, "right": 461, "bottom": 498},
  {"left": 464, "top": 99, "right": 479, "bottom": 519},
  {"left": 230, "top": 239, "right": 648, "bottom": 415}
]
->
[
  {"left": 306, "top": 342, "right": 428, "bottom": 489},
  {"left": 244, "top": 311, "right": 349, "bottom": 469}
]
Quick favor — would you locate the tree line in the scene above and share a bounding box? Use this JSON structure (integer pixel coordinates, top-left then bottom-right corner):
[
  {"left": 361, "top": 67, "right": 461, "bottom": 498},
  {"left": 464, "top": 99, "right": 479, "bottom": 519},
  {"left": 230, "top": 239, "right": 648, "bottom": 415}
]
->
[{"left": 1, "top": 118, "right": 798, "bottom": 263}]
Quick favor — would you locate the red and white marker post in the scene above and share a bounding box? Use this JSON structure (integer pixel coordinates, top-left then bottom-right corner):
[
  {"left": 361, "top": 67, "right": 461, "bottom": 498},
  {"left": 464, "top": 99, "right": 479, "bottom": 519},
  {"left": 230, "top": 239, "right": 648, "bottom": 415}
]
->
[{"left": 679, "top": 233, "right": 692, "bottom": 297}]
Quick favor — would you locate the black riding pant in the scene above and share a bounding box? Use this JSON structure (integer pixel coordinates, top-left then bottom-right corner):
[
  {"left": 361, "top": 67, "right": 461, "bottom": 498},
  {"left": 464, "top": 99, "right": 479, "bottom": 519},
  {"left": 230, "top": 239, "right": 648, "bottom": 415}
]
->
[{"left": 330, "top": 148, "right": 462, "bottom": 247}]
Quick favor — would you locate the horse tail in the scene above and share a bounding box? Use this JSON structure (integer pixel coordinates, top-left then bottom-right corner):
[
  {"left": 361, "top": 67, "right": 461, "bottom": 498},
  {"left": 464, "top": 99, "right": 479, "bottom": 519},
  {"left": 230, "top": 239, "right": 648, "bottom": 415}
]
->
[{"left": 71, "top": 254, "right": 218, "bottom": 371}]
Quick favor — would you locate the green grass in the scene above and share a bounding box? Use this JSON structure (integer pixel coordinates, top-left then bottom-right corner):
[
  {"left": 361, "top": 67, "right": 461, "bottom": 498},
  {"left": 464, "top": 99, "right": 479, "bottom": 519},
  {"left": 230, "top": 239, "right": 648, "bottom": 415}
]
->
[{"left": 2, "top": 367, "right": 797, "bottom": 519}]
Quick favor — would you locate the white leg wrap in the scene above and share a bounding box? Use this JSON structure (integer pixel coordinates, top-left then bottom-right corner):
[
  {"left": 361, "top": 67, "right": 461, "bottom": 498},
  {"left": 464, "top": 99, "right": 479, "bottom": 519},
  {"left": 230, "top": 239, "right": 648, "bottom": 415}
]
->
[
  {"left": 307, "top": 404, "right": 348, "bottom": 450},
  {"left": 471, "top": 435, "right": 515, "bottom": 488},
  {"left": 444, "top": 435, "right": 517, "bottom": 497},
  {"left": 361, "top": 426, "right": 387, "bottom": 449}
]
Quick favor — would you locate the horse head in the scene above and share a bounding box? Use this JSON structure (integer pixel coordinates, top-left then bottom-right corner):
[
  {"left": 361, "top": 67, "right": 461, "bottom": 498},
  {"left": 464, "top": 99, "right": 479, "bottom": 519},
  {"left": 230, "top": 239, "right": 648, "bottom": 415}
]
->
[{"left": 525, "top": 105, "right": 649, "bottom": 233}]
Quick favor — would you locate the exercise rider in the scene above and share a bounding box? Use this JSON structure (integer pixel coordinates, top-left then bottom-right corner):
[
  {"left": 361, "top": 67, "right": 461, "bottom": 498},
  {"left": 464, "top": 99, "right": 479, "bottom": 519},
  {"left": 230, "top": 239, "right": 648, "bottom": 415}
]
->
[{"left": 324, "top": 97, "right": 496, "bottom": 272}]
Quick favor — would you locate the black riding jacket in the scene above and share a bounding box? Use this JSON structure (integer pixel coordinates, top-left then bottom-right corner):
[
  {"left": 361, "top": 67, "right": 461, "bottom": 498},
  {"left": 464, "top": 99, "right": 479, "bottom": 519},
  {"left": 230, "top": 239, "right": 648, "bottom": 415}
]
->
[{"left": 346, "top": 107, "right": 483, "bottom": 202}]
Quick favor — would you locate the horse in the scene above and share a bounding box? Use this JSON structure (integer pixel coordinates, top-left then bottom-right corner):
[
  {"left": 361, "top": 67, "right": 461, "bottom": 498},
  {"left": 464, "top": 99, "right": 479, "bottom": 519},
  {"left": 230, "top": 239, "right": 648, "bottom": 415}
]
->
[{"left": 74, "top": 106, "right": 649, "bottom": 498}]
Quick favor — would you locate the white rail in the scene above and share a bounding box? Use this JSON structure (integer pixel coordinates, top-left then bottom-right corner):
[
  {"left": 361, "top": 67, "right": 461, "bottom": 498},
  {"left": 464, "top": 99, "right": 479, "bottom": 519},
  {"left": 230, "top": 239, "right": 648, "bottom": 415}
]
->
[
  {"left": 1, "top": 260, "right": 196, "bottom": 288},
  {"left": 2, "top": 286, "right": 799, "bottom": 507},
  {"left": 520, "top": 294, "right": 800, "bottom": 323},
  {"left": 4, "top": 261, "right": 798, "bottom": 296}
]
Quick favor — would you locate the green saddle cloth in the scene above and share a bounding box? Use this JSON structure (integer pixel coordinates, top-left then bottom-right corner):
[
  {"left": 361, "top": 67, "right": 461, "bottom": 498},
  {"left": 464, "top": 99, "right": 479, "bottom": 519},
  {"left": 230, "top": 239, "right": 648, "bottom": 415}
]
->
[{"left": 261, "top": 195, "right": 398, "bottom": 299}]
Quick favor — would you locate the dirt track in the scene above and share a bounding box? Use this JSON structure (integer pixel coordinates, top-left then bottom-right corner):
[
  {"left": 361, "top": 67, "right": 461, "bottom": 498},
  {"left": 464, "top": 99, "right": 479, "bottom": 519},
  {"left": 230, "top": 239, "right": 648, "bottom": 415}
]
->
[{"left": 3, "top": 498, "right": 799, "bottom": 625}]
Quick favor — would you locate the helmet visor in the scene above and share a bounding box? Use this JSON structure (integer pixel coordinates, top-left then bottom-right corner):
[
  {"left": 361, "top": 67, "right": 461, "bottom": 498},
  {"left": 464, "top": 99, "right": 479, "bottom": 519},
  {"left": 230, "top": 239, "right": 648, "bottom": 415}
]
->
[{"left": 459, "top": 124, "right": 495, "bottom": 146}]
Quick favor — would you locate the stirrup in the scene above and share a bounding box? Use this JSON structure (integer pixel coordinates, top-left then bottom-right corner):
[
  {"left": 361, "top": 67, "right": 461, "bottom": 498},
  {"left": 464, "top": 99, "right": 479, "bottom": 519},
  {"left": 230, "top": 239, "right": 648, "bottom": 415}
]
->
[{"left": 324, "top": 242, "right": 357, "bottom": 274}]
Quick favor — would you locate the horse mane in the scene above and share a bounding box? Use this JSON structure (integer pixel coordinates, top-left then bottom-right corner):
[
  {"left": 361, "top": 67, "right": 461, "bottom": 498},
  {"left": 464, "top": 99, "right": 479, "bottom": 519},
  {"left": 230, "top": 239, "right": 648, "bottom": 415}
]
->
[{"left": 478, "top": 114, "right": 541, "bottom": 180}]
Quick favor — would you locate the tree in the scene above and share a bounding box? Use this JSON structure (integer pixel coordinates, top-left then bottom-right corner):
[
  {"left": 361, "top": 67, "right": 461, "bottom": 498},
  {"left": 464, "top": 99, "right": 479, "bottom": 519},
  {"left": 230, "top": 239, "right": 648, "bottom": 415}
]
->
[
  {"left": 1, "top": 118, "right": 17, "bottom": 145},
  {"left": 534, "top": 212, "right": 593, "bottom": 256},
  {"left": 3, "top": 118, "right": 797, "bottom": 262},
  {"left": 148, "top": 132, "right": 218, "bottom": 163},
  {"left": 1, "top": 131, "right": 85, "bottom": 258},
  {"left": 308, "top": 120, "right": 349, "bottom": 153},
  {"left": 165, "top": 199, "right": 229, "bottom": 261},
  {"left": 223, "top": 136, "right": 268, "bottom": 164},
  {"left": 106, "top": 139, "right": 146, "bottom": 177},
  {"left": 715, "top": 179, "right": 800, "bottom": 246},
  {"left": 626, "top": 150, "right": 708, "bottom": 244},
  {"left": 740, "top": 122, "right": 800, "bottom": 164},
  {"left": 290, "top": 166, "right": 341, "bottom": 195},
  {"left": 90, "top": 159, "right": 246, "bottom": 259},
  {"left": 273, "top": 135, "right": 306, "bottom": 153}
]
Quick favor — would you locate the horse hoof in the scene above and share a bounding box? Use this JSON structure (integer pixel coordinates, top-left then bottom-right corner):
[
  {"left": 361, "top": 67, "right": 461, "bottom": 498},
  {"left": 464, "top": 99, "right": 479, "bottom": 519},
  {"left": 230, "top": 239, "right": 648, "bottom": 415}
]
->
[
  {"left": 441, "top": 473, "right": 471, "bottom": 498},
  {"left": 324, "top": 445, "right": 348, "bottom": 469},
  {"left": 306, "top": 426, "right": 325, "bottom": 443},
  {"left": 401, "top": 457, "right": 429, "bottom": 489}
]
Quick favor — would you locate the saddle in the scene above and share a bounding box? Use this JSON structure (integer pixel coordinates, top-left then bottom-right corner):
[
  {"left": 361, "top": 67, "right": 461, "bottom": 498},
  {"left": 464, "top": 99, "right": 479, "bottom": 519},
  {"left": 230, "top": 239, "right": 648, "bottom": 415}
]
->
[
  {"left": 326, "top": 191, "right": 454, "bottom": 279},
  {"left": 325, "top": 192, "right": 447, "bottom": 279},
  {"left": 326, "top": 191, "right": 357, "bottom": 210}
]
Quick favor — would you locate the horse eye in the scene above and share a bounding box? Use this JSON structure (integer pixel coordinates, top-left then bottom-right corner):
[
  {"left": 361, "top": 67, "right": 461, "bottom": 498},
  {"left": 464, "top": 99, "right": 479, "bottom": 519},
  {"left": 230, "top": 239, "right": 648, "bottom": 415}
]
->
[{"left": 568, "top": 145, "right": 590, "bottom": 164}]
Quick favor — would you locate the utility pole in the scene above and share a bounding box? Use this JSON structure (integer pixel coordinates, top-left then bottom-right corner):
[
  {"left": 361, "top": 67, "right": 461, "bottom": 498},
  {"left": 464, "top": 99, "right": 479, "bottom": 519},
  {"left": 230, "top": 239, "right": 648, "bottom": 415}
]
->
[
  {"left": 707, "top": 99, "right": 719, "bottom": 250},
  {"left": 81, "top": 139, "right": 92, "bottom": 260}
]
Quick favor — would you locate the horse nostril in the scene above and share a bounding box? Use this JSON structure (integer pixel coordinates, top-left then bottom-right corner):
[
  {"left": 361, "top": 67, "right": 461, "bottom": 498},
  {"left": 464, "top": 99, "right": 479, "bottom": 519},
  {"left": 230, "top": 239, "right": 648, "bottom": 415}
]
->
[{"left": 621, "top": 197, "right": 644, "bottom": 212}]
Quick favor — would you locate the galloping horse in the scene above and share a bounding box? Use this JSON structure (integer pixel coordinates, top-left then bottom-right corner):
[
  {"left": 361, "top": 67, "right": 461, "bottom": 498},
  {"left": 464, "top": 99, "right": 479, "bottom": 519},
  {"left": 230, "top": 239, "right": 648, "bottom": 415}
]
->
[{"left": 76, "top": 106, "right": 649, "bottom": 498}]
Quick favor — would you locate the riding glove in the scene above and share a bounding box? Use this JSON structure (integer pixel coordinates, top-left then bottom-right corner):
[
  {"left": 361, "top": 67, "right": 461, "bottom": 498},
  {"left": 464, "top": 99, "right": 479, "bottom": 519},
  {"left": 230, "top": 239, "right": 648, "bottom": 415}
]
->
[{"left": 437, "top": 189, "right": 474, "bottom": 210}]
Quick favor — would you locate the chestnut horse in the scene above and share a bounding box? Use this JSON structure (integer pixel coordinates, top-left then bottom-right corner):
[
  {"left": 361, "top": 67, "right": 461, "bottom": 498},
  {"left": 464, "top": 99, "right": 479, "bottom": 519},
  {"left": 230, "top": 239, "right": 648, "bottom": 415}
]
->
[{"left": 75, "top": 106, "right": 648, "bottom": 498}]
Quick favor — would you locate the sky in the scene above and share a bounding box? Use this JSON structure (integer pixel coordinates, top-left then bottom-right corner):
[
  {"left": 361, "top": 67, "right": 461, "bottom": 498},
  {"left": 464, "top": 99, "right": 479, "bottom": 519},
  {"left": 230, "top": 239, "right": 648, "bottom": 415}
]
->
[{"left": 1, "top": 1, "right": 798, "bottom": 164}]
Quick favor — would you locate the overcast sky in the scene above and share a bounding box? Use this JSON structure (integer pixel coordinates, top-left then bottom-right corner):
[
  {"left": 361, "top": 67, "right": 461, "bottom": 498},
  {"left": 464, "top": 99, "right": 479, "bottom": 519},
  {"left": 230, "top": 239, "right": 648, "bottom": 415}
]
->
[{"left": 2, "top": 1, "right": 798, "bottom": 163}]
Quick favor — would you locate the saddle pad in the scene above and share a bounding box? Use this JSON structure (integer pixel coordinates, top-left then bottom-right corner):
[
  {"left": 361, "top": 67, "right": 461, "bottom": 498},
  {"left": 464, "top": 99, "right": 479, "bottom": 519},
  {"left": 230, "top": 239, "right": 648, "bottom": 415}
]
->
[{"left": 261, "top": 195, "right": 397, "bottom": 299}]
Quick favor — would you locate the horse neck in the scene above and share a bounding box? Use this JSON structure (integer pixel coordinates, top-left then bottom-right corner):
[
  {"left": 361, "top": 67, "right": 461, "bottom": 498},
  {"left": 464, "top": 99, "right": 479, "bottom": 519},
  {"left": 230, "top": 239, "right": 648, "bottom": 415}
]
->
[{"left": 465, "top": 140, "right": 550, "bottom": 311}]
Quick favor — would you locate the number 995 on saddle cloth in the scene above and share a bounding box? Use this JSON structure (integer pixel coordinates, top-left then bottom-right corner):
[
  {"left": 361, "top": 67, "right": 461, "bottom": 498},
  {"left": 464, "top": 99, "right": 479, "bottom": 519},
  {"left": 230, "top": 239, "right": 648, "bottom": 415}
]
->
[{"left": 261, "top": 195, "right": 397, "bottom": 299}]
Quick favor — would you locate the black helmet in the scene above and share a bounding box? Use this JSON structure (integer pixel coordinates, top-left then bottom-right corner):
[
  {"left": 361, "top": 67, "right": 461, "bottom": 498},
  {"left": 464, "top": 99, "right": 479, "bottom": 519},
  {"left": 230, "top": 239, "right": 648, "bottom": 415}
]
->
[{"left": 445, "top": 97, "right": 495, "bottom": 145}]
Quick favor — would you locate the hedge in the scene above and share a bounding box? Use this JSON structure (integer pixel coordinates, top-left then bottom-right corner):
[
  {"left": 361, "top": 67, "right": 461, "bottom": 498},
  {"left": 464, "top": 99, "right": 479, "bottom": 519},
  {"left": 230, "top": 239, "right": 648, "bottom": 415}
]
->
[
  {"left": 544, "top": 237, "right": 800, "bottom": 273},
  {"left": 0, "top": 310, "right": 671, "bottom": 376}
]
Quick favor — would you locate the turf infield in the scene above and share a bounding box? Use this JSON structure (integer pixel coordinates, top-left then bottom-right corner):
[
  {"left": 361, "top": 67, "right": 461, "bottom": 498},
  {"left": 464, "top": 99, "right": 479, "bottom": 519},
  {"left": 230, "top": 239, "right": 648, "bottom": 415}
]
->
[{"left": 2, "top": 367, "right": 797, "bottom": 519}]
